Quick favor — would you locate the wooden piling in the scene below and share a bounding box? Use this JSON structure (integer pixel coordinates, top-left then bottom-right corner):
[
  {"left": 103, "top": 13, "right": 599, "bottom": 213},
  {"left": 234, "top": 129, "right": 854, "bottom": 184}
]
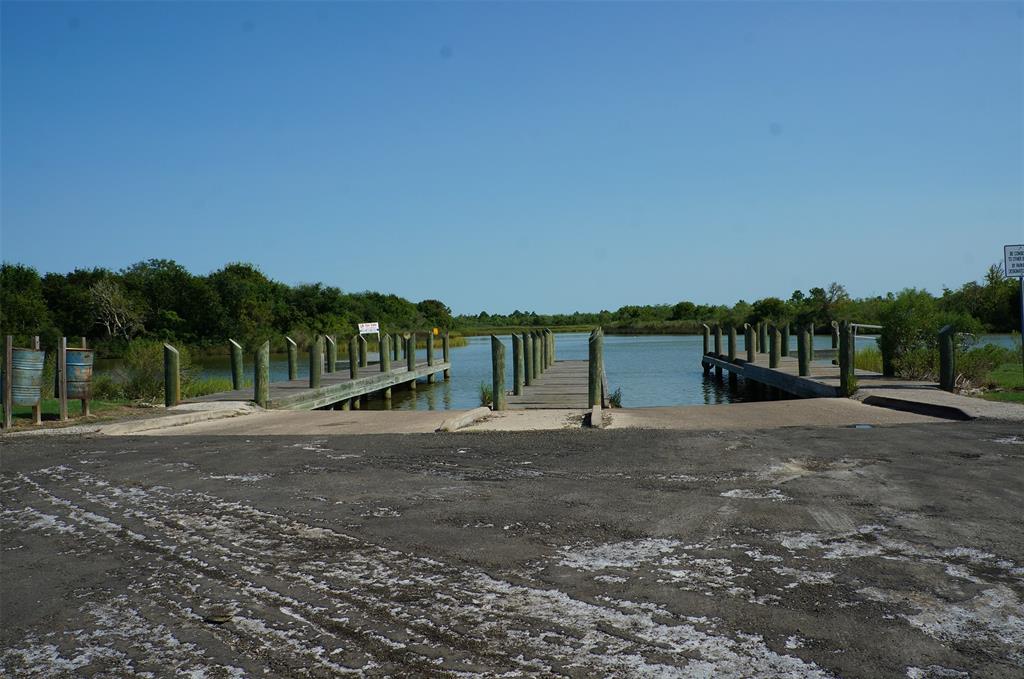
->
[
  {"left": 831, "top": 321, "right": 840, "bottom": 349},
  {"left": 286, "top": 337, "right": 298, "bottom": 381},
  {"left": 380, "top": 334, "right": 392, "bottom": 373},
  {"left": 769, "top": 326, "right": 781, "bottom": 368},
  {"left": 349, "top": 336, "right": 359, "bottom": 379},
  {"left": 442, "top": 332, "right": 451, "bottom": 380},
  {"left": 512, "top": 334, "right": 524, "bottom": 396},
  {"left": 254, "top": 340, "right": 270, "bottom": 407},
  {"left": 164, "top": 344, "right": 180, "bottom": 408},
  {"left": 57, "top": 337, "right": 68, "bottom": 422},
  {"left": 3, "top": 336, "right": 12, "bottom": 429},
  {"left": 532, "top": 331, "right": 542, "bottom": 377},
  {"left": 407, "top": 333, "right": 417, "bottom": 389},
  {"left": 744, "top": 324, "right": 755, "bottom": 363},
  {"left": 392, "top": 333, "right": 401, "bottom": 362},
  {"left": 781, "top": 324, "right": 790, "bottom": 357},
  {"left": 588, "top": 329, "right": 604, "bottom": 408},
  {"left": 426, "top": 332, "right": 435, "bottom": 384},
  {"left": 358, "top": 335, "right": 368, "bottom": 368},
  {"left": 758, "top": 322, "right": 768, "bottom": 355},
  {"left": 30, "top": 336, "right": 42, "bottom": 425},
  {"left": 541, "top": 330, "right": 548, "bottom": 370},
  {"left": 524, "top": 332, "right": 534, "bottom": 386},
  {"left": 325, "top": 335, "right": 337, "bottom": 374},
  {"left": 491, "top": 335, "right": 506, "bottom": 411},
  {"left": 938, "top": 325, "right": 955, "bottom": 390},
  {"left": 838, "top": 321, "right": 856, "bottom": 396},
  {"left": 713, "top": 325, "right": 723, "bottom": 378},
  {"left": 797, "top": 325, "right": 810, "bottom": 377},
  {"left": 229, "top": 339, "right": 244, "bottom": 390},
  {"left": 701, "top": 324, "right": 710, "bottom": 355},
  {"left": 309, "top": 336, "right": 322, "bottom": 389}
]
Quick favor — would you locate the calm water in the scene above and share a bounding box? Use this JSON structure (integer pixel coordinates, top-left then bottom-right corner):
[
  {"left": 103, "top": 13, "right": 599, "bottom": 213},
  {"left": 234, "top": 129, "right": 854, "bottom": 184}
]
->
[{"left": 104, "top": 332, "right": 1019, "bottom": 411}]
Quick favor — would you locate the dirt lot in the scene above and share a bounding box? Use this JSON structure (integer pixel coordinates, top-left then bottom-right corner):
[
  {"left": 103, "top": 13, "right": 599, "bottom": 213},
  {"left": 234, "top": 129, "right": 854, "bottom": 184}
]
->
[{"left": 2, "top": 420, "right": 1022, "bottom": 677}]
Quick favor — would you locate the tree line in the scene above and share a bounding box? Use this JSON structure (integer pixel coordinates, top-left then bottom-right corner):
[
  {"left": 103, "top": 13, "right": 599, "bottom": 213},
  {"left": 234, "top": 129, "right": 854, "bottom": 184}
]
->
[
  {"left": 0, "top": 259, "right": 454, "bottom": 353},
  {"left": 456, "top": 266, "right": 1021, "bottom": 337}
]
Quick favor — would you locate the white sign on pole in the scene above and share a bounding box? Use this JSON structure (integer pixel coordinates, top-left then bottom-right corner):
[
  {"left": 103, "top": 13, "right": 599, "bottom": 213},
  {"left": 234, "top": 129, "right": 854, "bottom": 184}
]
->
[
  {"left": 358, "top": 322, "right": 380, "bottom": 336},
  {"left": 1005, "top": 244, "right": 1024, "bottom": 277}
]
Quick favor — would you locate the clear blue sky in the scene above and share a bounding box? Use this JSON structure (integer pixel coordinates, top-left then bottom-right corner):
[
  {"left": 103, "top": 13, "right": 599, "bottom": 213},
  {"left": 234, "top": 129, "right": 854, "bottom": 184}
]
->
[{"left": 2, "top": 1, "right": 1022, "bottom": 315}]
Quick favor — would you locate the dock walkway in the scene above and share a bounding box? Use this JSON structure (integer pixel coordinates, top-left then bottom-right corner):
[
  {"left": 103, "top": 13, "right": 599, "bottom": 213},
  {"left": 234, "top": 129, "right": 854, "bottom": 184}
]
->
[
  {"left": 191, "top": 358, "right": 449, "bottom": 411},
  {"left": 506, "top": 360, "right": 592, "bottom": 410}
]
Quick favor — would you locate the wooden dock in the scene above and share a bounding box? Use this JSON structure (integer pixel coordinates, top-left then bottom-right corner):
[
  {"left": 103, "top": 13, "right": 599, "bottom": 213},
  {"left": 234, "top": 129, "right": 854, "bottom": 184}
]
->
[
  {"left": 506, "top": 360, "right": 593, "bottom": 410},
  {"left": 701, "top": 351, "right": 888, "bottom": 399},
  {"left": 191, "top": 358, "right": 449, "bottom": 411}
]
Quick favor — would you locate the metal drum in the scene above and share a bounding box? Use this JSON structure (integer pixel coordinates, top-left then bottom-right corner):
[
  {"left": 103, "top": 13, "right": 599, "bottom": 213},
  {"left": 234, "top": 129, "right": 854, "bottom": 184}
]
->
[
  {"left": 10, "top": 348, "right": 45, "bottom": 406},
  {"left": 65, "top": 349, "right": 95, "bottom": 399}
]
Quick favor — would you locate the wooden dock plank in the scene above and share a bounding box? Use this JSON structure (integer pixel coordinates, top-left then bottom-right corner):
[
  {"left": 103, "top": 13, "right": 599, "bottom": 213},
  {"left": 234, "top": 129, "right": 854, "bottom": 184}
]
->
[{"left": 507, "top": 360, "right": 590, "bottom": 410}]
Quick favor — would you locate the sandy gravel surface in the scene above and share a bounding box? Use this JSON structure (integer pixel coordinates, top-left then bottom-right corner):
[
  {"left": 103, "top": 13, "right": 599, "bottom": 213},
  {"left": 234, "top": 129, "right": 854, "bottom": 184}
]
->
[{"left": 2, "top": 421, "right": 1022, "bottom": 677}]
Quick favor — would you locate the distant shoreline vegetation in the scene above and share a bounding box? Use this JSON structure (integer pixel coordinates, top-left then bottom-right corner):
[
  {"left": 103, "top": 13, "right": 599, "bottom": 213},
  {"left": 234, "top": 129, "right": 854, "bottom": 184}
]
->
[{"left": 455, "top": 268, "right": 1021, "bottom": 337}]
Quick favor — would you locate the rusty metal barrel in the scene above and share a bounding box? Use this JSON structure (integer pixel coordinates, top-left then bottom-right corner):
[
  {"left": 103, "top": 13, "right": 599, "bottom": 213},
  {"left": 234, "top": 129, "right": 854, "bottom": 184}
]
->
[
  {"left": 10, "top": 348, "right": 45, "bottom": 406},
  {"left": 65, "top": 348, "right": 95, "bottom": 399}
]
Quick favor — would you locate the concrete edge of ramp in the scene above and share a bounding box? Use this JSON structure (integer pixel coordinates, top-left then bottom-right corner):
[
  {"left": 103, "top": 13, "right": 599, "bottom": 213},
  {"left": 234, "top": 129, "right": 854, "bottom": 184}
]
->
[
  {"left": 436, "top": 407, "right": 492, "bottom": 432},
  {"left": 100, "top": 402, "right": 260, "bottom": 436},
  {"left": 859, "top": 395, "right": 973, "bottom": 421}
]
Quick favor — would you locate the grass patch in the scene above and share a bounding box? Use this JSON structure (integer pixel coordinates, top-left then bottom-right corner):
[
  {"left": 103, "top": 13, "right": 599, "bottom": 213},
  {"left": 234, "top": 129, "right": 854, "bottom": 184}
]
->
[
  {"left": 2, "top": 398, "right": 136, "bottom": 427},
  {"left": 978, "top": 361, "right": 1024, "bottom": 403},
  {"left": 854, "top": 346, "right": 883, "bottom": 373}
]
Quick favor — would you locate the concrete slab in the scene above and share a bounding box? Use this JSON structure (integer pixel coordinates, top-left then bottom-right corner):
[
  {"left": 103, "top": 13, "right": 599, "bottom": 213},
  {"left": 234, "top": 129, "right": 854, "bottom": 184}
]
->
[
  {"left": 3, "top": 421, "right": 1023, "bottom": 676},
  {"left": 143, "top": 409, "right": 466, "bottom": 436},
  {"left": 606, "top": 398, "right": 943, "bottom": 430},
  {"left": 461, "top": 409, "right": 587, "bottom": 431}
]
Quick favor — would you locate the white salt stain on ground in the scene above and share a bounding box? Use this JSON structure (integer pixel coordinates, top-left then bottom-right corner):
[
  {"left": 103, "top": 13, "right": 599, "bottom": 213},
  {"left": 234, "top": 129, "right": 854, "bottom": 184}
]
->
[
  {"left": 557, "top": 538, "right": 682, "bottom": 570},
  {"left": 206, "top": 473, "right": 271, "bottom": 482},
  {"left": 721, "top": 488, "right": 791, "bottom": 501}
]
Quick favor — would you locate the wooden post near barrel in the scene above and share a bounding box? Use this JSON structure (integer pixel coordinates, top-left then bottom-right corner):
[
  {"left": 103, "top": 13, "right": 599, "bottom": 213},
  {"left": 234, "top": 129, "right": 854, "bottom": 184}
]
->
[
  {"left": 3, "top": 336, "right": 12, "bottom": 429},
  {"left": 490, "top": 335, "right": 506, "bottom": 411},
  {"left": 164, "top": 344, "right": 180, "bottom": 408},
  {"left": 254, "top": 341, "right": 270, "bottom": 407},
  {"left": 229, "top": 339, "right": 244, "bottom": 390},
  {"left": 31, "top": 337, "right": 42, "bottom": 425},
  {"left": 57, "top": 337, "right": 68, "bottom": 421}
]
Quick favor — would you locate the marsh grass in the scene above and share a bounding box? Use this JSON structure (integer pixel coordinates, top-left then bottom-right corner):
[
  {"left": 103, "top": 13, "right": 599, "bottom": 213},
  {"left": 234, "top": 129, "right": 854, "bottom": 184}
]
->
[{"left": 479, "top": 381, "right": 493, "bottom": 407}]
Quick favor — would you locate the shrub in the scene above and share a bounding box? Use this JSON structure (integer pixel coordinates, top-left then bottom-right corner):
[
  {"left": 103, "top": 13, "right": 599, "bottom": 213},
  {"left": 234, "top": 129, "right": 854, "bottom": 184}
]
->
[
  {"left": 878, "top": 289, "right": 981, "bottom": 380},
  {"left": 116, "top": 340, "right": 194, "bottom": 402},
  {"left": 91, "top": 373, "right": 125, "bottom": 400},
  {"left": 479, "top": 381, "right": 493, "bottom": 407},
  {"left": 608, "top": 387, "right": 623, "bottom": 408}
]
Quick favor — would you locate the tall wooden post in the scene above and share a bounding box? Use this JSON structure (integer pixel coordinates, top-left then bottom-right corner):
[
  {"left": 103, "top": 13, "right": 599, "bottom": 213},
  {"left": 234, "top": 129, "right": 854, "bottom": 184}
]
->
[
  {"left": 325, "top": 335, "right": 337, "bottom": 374},
  {"left": 442, "top": 333, "right": 451, "bottom": 380},
  {"left": 769, "top": 326, "right": 781, "bottom": 368},
  {"left": 540, "top": 330, "right": 548, "bottom": 370},
  {"left": 164, "top": 344, "right": 180, "bottom": 408},
  {"left": 588, "top": 329, "right": 604, "bottom": 408},
  {"left": 57, "top": 337, "right": 68, "bottom": 422},
  {"left": 393, "top": 333, "right": 401, "bottom": 361},
  {"left": 838, "top": 321, "right": 856, "bottom": 396},
  {"left": 426, "top": 332, "right": 436, "bottom": 384},
  {"left": 512, "top": 333, "right": 524, "bottom": 396},
  {"left": 524, "top": 332, "right": 534, "bottom": 386},
  {"left": 831, "top": 321, "right": 840, "bottom": 349},
  {"left": 286, "top": 337, "right": 298, "bottom": 380},
  {"left": 3, "top": 336, "right": 12, "bottom": 429},
  {"left": 309, "top": 336, "right": 322, "bottom": 388},
  {"left": 758, "top": 322, "right": 768, "bottom": 354},
  {"left": 797, "top": 325, "right": 811, "bottom": 377},
  {"left": 490, "top": 336, "right": 506, "bottom": 410},
  {"left": 781, "top": 324, "right": 790, "bottom": 357},
  {"left": 254, "top": 340, "right": 270, "bottom": 407},
  {"left": 547, "top": 329, "right": 554, "bottom": 367},
  {"left": 712, "top": 325, "right": 723, "bottom": 378},
  {"left": 31, "top": 336, "right": 42, "bottom": 425},
  {"left": 229, "top": 339, "right": 244, "bottom": 390},
  {"left": 380, "top": 334, "right": 392, "bottom": 402},
  {"left": 938, "top": 325, "right": 955, "bottom": 390},
  {"left": 349, "top": 336, "right": 359, "bottom": 379},
  {"left": 358, "top": 335, "right": 368, "bottom": 368},
  {"left": 744, "top": 324, "right": 755, "bottom": 363},
  {"left": 701, "top": 324, "right": 710, "bottom": 355},
  {"left": 727, "top": 325, "right": 737, "bottom": 361},
  {"left": 536, "top": 331, "right": 544, "bottom": 378},
  {"left": 407, "top": 333, "right": 417, "bottom": 390}
]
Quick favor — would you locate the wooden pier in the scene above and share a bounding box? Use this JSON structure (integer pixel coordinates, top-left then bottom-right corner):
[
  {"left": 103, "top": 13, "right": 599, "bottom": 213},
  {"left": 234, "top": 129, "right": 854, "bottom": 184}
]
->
[
  {"left": 506, "top": 360, "right": 593, "bottom": 409},
  {"left": 491, "top": 329, "right": 608, "bottom": 411},
  {"left": 191, "top": 357, "right": 449, "bottom": 410},
  {"left": 700, "top": 352, "right": 868, "bottom": 398}
]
